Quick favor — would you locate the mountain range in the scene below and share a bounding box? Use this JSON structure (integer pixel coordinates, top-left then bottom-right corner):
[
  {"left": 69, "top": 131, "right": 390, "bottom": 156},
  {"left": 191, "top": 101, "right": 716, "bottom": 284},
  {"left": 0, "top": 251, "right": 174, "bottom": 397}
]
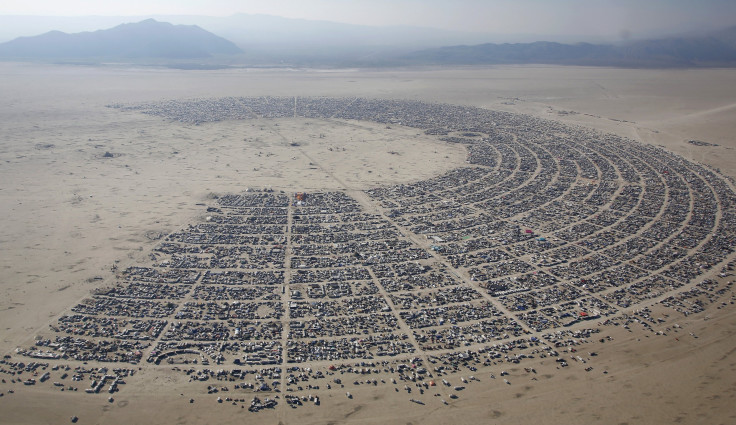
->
[
  {"left": 399, "top": 26, "right": 736, "bottom": 67},
  {"left": 0, "top": 19, "right": 241, "bottom": 59},
  {"left": 0, "top": 16, "right": 735, "bottom": 68}
]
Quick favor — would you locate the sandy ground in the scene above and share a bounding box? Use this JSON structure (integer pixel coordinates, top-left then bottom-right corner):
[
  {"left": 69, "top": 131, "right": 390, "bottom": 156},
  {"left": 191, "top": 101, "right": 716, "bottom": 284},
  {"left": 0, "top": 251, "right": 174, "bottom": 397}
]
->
[{"left": 1, "top": 63, "right": 735, "bottom": 424}]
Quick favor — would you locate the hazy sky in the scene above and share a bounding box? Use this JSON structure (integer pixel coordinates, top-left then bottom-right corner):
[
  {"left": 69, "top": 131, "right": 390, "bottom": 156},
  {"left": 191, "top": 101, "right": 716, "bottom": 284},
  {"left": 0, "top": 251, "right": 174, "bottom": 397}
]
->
[{"left": 3, "top": 0, "right": 736, "bottom": 39}]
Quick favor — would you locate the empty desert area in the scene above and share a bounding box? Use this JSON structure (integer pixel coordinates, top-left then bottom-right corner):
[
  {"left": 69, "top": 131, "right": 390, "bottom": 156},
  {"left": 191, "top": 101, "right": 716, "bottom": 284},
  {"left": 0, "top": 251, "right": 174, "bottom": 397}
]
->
[{"left": 1, "top": 63, "right": 736, "bottom": 425}]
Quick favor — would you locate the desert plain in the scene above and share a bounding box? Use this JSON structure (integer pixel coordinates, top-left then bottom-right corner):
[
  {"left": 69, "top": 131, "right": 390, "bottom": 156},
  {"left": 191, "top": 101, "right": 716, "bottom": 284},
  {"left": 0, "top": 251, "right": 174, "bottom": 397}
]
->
[{"left": 0, "top": 63, "right": 736, "bottom": 424}]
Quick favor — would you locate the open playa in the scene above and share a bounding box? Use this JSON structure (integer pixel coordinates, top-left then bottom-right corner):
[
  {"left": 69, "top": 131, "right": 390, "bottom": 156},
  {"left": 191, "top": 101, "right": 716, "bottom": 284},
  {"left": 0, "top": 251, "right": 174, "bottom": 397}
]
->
[{"left": 1, "top": 63, "right": 735, "bottom": 424}]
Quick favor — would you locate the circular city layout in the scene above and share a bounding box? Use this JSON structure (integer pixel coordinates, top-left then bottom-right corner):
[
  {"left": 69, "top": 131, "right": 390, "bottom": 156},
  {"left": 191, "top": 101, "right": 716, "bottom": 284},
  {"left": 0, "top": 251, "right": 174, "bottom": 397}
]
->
[{"left": 13, "top": 97, "right": 736, "bottom": 407}]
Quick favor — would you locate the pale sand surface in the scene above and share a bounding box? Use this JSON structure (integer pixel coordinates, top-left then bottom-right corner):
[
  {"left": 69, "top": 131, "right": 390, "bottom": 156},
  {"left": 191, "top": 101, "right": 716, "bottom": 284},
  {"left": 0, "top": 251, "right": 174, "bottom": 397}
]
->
[{"left": 1, "top": 63, "right": 735, "bottom": 424}]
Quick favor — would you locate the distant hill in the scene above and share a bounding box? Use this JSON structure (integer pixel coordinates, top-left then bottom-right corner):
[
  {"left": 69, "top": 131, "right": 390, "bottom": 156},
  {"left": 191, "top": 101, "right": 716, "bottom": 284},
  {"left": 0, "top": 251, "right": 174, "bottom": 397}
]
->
[
  {"left": 399, "top": 26, "right": 736, "bottom": 67},
  {"left": 0, "top": 19, "right": 242, "bottom": 60}
]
